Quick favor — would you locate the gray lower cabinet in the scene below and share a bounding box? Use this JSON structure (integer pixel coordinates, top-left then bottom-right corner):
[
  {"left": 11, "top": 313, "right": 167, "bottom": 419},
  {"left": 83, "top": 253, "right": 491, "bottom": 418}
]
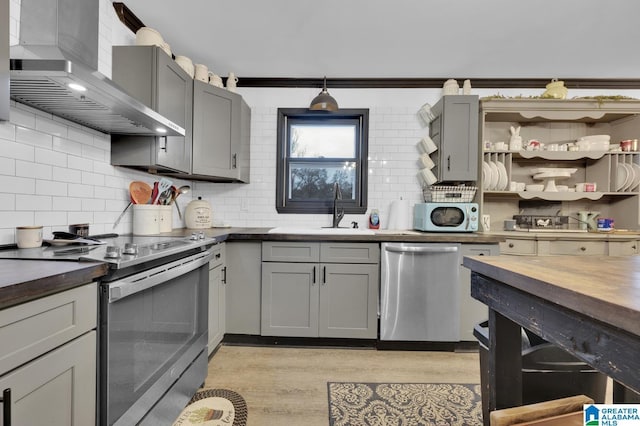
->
[
  {"left": 459, "top": 243, "right": 499, "bottom": 341},
  {"left": 0, "top": 283, "right": 97, "bottom": 425},
  {"left": 225, "top": 241, "right": 262, "bottom": 335},
  {"left": 208, "top": 243, "right": 226, "bottom": 354},
  {"left": 111, "top": 45, "right": 193, "bottom": 173},
  {"left": 261, "top": 242, "right": 379, "bottom": 339}
]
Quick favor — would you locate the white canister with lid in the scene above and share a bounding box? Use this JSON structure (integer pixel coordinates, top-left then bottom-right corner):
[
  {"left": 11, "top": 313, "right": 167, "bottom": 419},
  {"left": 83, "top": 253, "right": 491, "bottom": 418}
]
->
[{"left": 185, "top": 197, "right": 212, "bottom": 229}]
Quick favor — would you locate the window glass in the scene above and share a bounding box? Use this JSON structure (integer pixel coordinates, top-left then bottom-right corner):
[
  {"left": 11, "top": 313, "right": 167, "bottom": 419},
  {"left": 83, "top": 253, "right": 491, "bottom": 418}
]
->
[{"left": 290, "top": 124, "right": 356, "bottom": 158}]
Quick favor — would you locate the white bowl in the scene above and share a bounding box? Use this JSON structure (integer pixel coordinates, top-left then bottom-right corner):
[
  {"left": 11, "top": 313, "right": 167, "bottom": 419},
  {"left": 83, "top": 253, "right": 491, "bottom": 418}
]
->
[
  {"left": 579, "top": 134, "right": 611, "bottom": 142},
  {"left": 525, "top": 184, "right": 544, "bottom": 192},
  {"left": 135, "top": 27, "right": 164, "bottom": 47},
  {"left": 174, "top": 55, "right": 194, "bottom": 78}
]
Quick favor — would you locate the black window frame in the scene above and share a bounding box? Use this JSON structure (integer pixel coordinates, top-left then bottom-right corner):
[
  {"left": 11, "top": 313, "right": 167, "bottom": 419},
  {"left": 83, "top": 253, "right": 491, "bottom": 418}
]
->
[{"left": 276, "top": 108, "right": 369, "bottom": 214}]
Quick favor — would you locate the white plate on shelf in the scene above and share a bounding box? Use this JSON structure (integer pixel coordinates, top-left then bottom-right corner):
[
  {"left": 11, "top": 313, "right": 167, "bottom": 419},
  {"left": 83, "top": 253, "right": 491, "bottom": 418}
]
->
[
  {"left": 488, "top": 161, "right": 500, "bottom": 190},
  {"left": 616, "top": 163, "right": 630, "bottom": 191},
  {"left": 495, "top": 161, "right": 508, "bottom": 190},
  {"left": 482, "top": 161, "right": 491, "bottom": 190},
  {"left": 622, "top": 163, "right": 635, "bottom": 191},
  {"left": 631, "top": 163, "right": 640, "bottom": 190}
]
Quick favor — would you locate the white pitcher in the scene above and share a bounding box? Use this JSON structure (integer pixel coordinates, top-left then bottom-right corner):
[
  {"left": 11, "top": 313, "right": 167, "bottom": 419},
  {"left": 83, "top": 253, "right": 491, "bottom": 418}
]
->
[
  {"left": 208, "top": 72, "right": 223, "bottom": 88},
  {"left": 226, "top": 72, "right": 238, "bottom": 92}
]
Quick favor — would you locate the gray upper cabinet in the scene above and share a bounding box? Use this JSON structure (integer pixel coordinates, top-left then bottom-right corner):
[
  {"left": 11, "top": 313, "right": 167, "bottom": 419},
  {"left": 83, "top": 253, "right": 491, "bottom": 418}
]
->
[
  {"left": 191, "top": 81, "right": 250, "bottom": 182},
  {"left": 429, "top": 95, "right": 479, "bottom": 182},
  {"left": 111, "top": 45, "right": 193, "bottom": 173}
]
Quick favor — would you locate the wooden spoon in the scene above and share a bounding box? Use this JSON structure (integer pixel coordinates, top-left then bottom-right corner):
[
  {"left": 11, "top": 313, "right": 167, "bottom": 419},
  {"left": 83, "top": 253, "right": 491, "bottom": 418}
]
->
[{"left": 113, "top": 181, "right": 152, "bottom": 229}]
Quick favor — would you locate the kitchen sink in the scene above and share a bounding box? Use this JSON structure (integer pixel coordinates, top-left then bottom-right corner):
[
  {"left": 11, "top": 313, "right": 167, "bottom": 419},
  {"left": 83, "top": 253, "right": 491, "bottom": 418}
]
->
[{"left": 268, "top": 227, "right": 376, "bottom": 235}]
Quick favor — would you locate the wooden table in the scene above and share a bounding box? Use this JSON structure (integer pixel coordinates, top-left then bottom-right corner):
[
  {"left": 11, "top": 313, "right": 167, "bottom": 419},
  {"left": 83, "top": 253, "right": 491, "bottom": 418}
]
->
[{"left": 462, "top": 255, "right": 640, "bottom": 420}]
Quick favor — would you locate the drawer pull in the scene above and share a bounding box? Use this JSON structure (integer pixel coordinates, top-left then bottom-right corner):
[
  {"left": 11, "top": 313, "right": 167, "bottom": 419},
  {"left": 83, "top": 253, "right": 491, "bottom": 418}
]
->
[
  {"left": 1, "top": 388, "right": 11, "bottom": 426},
  {"left": 508, "top": 243, "right": 514, "bottom": 248},
  {"left": 580, "top": 246, "right": 587, "bottom": 251},
  {"left": 633, "top": 245, "right": 637, "bottom": 250}
]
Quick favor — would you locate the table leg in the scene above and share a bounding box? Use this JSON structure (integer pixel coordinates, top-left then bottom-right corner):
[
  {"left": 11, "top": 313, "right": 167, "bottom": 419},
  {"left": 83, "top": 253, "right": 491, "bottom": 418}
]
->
[{"left": 488, "top": 309, "right": 522, "bottom": 412}]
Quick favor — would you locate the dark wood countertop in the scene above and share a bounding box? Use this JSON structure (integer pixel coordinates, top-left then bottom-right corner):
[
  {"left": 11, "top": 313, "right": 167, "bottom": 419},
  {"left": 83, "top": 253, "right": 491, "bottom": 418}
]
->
[
  {"left": 462, "top": 255, "right": 640, "bottom": 336},
  {"left": 0, "top": 259, "right": 108, "bottom": 310},
  {"left": 165, "top": 227, "right": 505, "bottom": 244}
]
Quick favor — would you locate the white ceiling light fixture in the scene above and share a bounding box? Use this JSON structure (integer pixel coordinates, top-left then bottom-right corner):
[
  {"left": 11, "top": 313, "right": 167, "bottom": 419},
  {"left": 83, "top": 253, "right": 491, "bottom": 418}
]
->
[{"left": 309, "top": 76, "right": 338, "bottom": 112}]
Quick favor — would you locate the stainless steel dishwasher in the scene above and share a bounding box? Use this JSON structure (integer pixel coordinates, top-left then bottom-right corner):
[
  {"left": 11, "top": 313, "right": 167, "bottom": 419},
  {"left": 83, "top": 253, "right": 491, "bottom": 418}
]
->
[{"left": 380, "top": 242, "right": 460, "bottom": 341}]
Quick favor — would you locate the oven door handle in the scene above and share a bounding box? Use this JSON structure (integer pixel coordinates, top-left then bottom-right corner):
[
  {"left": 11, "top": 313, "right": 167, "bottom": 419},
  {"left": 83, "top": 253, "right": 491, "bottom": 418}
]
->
[{"left": 108, "top": 251, "right": 214, "bottom": 303}]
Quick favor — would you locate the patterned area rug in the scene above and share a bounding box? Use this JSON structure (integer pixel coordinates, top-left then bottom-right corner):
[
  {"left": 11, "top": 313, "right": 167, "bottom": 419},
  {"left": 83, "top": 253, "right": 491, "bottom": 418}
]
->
[
  {"left": 172, "top": 389, "right": 248, "bottom": 426},
  {"left": 328, "top": 382, "right": 483, "bottom": 426}
]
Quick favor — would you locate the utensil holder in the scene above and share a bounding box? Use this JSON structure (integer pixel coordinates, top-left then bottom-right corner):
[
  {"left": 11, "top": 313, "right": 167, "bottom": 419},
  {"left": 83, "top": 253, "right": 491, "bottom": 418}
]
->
[{"left": 133, "top": 205, "right": 160, "bottom": 235}]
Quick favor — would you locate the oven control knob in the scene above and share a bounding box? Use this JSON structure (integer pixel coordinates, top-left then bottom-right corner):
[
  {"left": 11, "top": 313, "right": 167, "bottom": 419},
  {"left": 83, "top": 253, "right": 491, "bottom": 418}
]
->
[
  {"left": 123, "top": 243, "right": 138, "bottom": 255},
  {"left": 190, "top": 233, "right": 198, "bottom": 241},
  {"left": 198, "top": 232, "right": 205, "bottom": 240},
  {"left": 105, "top": 246, "right": 121, "bottom": 258}
]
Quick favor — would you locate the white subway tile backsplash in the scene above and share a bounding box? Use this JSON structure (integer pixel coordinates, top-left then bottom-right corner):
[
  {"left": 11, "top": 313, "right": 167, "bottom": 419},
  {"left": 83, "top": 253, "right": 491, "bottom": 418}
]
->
[
  {"left": 68, "top": 127, "right": 96, "bottom": 145},
  {"left": 1, "top": 211, "right": 35, "bottom": 228},
  {"left": 16, "top": 194, "right": 52, "bottom": 211},
  {"left": 15, "top": 126, "right": 53, "bottom": 149},
  {"left": 52, "top": 166, "right": 82, "bottom": 184},
  {"left": 81, "top": 171, "right": 106, "bottom": 186},
  {"left": 82, "top": 198, "right": 106, "bottom": 212},
  {"left": 68, "top": 155, "right": 94, "bottom": 172},
  {"left": 52, "top": 197, "right": 83, "bottom": 212},
  {"left": 53, "top": 137, "right": 83, "bottom": 157},
  {"left": 34, "top": 147, "right": 67, "bottom": 167},
  {"left": 68, "top": 183, "right": 94, "bottom": 198},
  {"left": 82, "top": 144, "right": 107, "bottom": 162},
  {"left": 0, "top": 157, "right": 16, "bottom": 175},
  {"left": 0, "top": 138, "right": 34, "bottom": 162},
  {"left": 35, "top": 180, "right": 67, "bottom": 197},
  {"left": 35, "top": 116, "right": 69, "bottom": 138},
  {"left": 34, "top": 211, "right": 68, "bottom": 227},
  {"left": 0, "top": 175, "right": 35, "bottom": 194},
  {"left": 0, "top": 121, "right": 16, "bottom": 141},
  {"left": 16, "top": 160, "right": 52, "bottom": 180}
]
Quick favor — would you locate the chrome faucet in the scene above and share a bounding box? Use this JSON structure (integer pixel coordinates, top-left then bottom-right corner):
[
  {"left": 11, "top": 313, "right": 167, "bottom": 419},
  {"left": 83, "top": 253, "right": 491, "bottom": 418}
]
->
[{"left": 332, "top": 182, "right": 345, "bottom": 228}]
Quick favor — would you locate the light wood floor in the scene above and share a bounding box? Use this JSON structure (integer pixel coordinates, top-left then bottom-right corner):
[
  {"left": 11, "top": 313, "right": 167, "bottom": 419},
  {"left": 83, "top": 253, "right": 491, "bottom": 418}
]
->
[{"left": 203, "top": 344, "right": 481, "bottom": 426}]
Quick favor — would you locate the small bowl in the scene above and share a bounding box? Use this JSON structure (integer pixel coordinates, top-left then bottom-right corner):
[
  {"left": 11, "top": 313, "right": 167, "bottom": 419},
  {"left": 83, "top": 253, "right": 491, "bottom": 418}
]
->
[{"left": 525, "top": 184, "right": 544, "bottom": 192}]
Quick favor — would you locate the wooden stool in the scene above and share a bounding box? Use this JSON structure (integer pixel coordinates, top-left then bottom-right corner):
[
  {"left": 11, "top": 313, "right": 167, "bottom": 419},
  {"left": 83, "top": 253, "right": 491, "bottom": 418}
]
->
[{"left": 489, "top": 395, "right": 593, "bottom": 426}]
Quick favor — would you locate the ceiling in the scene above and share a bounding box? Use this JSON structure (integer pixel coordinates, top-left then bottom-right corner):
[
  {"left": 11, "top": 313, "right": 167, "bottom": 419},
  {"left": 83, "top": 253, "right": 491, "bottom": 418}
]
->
[{"left": 122, "top": 0, "right": 640, "bottom": 81}]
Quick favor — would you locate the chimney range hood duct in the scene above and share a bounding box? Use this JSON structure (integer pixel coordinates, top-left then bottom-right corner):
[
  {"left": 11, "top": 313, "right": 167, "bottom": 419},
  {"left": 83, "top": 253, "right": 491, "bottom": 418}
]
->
[{"left": 9, "top": 0, "right": 184, "bottom": 136}]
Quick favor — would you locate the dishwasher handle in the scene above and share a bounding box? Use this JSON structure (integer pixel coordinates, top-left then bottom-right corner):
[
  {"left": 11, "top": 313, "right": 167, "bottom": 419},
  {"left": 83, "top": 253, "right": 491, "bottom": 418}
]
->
[{"left": 384, "top": 245, "right": 459, "bottom": 254}]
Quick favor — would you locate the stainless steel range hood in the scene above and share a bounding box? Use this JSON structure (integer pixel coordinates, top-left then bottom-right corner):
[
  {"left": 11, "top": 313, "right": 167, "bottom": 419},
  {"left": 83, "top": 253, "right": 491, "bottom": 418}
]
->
[{"left": 9, "top": 0, "right": 184, "bottom": 136}]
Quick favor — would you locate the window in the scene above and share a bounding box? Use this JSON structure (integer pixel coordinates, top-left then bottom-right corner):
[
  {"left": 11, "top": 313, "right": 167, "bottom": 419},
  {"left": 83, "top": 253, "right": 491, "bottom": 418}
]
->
[{"left": 276, "top": 108, "right": 369, "bottom": 214}]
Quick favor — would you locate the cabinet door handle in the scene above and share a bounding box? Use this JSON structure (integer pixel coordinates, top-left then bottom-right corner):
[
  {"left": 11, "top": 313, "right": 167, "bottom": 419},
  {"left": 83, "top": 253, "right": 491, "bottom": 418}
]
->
[
  {"left": 159, "top": 136, "right": 167, "bottom": 152},
  {"left": 633, "top": 245, "right": 637, "bottom": 250},
  {"left": 322, "top": 266, "right": 326, "bottom": 284},
  {"left": 312, "top": 266, "right": 316, "bottom": 284},
  {"left": 1, "top": 388, "right": 11, "bottom": 426},
  {"left": 447, "top": 155, "right": 451, "bottom": 171},
  {"left": 232, "top": 153, "right": 237, "bottom": 169},
  {"left": 222, "top": 266, "right": 227, "bottom": 284}
]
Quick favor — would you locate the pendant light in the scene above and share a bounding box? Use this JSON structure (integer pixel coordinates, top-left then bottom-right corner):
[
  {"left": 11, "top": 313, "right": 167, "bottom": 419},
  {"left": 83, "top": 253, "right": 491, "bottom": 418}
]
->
[{"left": 309, "top": 76, "right": 339, "bottom": 111}]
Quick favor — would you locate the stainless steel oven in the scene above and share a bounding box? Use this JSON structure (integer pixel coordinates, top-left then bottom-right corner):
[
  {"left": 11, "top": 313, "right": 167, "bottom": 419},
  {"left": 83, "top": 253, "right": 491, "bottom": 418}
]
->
[
  {"left": 0, "top": 233, "right": 218, "bottom": 425},
  {"left": 100, "top": 249, "right": 212, "bottom": 426}
]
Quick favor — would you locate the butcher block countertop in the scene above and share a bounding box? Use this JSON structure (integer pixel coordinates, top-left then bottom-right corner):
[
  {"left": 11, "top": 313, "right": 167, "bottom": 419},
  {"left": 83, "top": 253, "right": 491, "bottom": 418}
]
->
[
  {"left": 0, "top": 259, "right": 107, "bottom": 310},
  {"left": 462, "top": 254, "right": 640, "bottom": 337}
]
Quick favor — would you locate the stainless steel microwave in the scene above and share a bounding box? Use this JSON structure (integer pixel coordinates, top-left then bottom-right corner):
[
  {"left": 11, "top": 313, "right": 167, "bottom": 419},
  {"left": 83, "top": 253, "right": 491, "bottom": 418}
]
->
[{"left": 413, "top": 202, "right": 479, "bottom": 232}]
